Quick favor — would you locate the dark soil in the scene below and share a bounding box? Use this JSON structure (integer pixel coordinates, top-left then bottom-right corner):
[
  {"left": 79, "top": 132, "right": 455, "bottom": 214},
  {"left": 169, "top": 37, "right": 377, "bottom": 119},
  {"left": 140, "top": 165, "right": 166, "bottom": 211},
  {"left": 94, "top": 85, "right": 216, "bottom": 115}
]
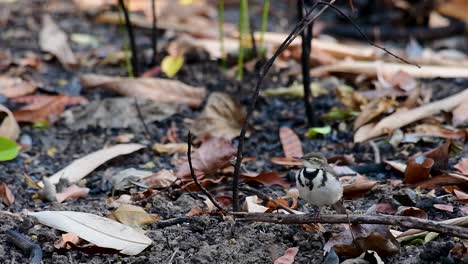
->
[{"left": 0, "top": 1, "right": 467, "bottom": 263}]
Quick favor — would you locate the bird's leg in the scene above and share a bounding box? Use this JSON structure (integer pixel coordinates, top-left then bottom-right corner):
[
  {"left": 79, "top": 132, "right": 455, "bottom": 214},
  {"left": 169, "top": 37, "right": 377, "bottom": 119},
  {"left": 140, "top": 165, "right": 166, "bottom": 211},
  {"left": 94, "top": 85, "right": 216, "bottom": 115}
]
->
[{"left": 314, "top": 206, "right": 322, "bottom": 223}]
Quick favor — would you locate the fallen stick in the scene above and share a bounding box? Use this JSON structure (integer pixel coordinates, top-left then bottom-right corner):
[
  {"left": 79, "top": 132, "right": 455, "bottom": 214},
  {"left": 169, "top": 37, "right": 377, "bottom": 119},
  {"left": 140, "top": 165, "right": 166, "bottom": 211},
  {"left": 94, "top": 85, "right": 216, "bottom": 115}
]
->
[{"left": 231, "top": 212, "right": 468, "bottom": 240}]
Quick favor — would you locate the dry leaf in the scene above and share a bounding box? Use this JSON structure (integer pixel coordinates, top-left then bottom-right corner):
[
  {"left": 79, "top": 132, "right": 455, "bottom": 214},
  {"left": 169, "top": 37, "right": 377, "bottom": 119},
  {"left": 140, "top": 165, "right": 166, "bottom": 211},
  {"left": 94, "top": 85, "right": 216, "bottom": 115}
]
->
[
  {"left": 0, "top": 104, "right": 20, "bottom": 140},
  {"left": 190, "top": 92, "right": 246, "bottom": 140},
  {"left": 395, "top": 206, "right": 428, "bottom": 219},
  {"left": 404, "top": 155, "right": 434, "bottom": 184},
  {"left": 0, "top": 77, "right": 37, "bottom": 98},
  {"left": 28, "top": 210, "right": 152, "bottom": 255},
  {"left": 434, "top": 204, "right": 454, "bottom": 212},
  {"left": 45, "top": 144, "right": 145, "bottom": 185},
  {"left": 110, "top": 168, "right": 153, "bottom": 191},
  {"left": 341, "top": 175, "right": 377, "bottom": 198},
  {"left": 108, "top": 204, "right": 159, "bottom": 227},
  {"left": 176, "top": 137, "right": 235, "bottom": 180},
  {"left": 386, "top": 70, "right": 418, "bottom": 92},
  {"left": 39, "top": 15, "right": 77, "bottom": 69},
  {"left": 279, "top": 127, "right": 303, "bottom": 158},
  {"left": 243, "top": 195, "right": 268, "bottom": 213},
  {"left": 454, "top": 189, "right": 468, "bottom": 201},
  {"left": 452, "top": 101, "right": 468, "bottom": 127},
  {"left": 56, "top": 184, "right": 89, "bottom": 203},
  {"left": 0, "top": 182, "right": 14, "bottom": 206},
  {"left": 80, "top": 74, "right": 206, "bottom": 108},
  {"left": 354, "top": 97, "right": 397, "bottom": 130},
  {"left": 324, "top": 223, "right": 400, "bottom": 257},
  {"left": 455, "top": 158, "right": 468, "bottom": 174},
  {"left": 13, "top": 95, "right": 88, "bottom": 123},
  {"left": 270, "top": 157, "right": 303, "bottom": 167},
  {"left": 241, "top": 171, "right": 290, "bottom": 188},
  {"left": 152, "top": 143, "right": 188, "bottom": 154},
  {"left": 141, "top": 169, "right": 177, "bottom": 188},
  {"left": 425, "top": 140, "right": 451, "bottom": 171},
  {"left": 375, "top": 203, "right": 397, "bottom": 215},
  {"left": 274, "top": 247, "right": 299, "bottom": 264},
  {"left": 414, "top": 124, "right": 466, "bottom": 141},
  {"left": 54, "top": 233, "right": 81, "bottom": 249},
  {"left": 354, "top": 89, "right": 468, "bottom": 142}
]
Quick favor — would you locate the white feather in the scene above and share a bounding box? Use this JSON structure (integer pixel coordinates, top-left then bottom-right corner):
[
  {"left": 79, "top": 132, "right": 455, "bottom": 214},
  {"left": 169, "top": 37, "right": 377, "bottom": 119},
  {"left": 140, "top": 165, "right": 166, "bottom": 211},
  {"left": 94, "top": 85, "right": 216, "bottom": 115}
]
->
[{"left": 296, "top": 169, "right": 343, "bottom": 206}]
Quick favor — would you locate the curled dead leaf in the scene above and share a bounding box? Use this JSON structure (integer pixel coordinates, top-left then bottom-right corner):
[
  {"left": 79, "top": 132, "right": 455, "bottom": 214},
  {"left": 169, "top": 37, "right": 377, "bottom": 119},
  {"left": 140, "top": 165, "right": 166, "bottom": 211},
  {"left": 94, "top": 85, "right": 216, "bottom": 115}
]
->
[
  {"left": 0, "top": 104, "right": 20, "bottom": 140},
  {"left": 39, "top": 15, "right": 77, "bottom": 69},
  {"left": 176, "top": 137, "right": 235, "bottom": 180},
  {"left": 108, "top": 204, "right": 160, "bottom": 228},
  {"left": 340, "top": 175, "right": 377, "bottom": 198},
  {"left": 404, "top": 155, "right": 434, "bottom": 184},
  {"left": 243, "top": 195, "right": 268, "bottom": 213},
  {"left": 190, "top": 92, "right": 246, "bottom": 140},
  {"left": 80, "top": 74, "right": 206, "bottom": 108},
  {"left": 141, "top": 169, "right": 177, "bottom": 188},
  {"left": 0, "top": 182, "right": 14, "bottom": 206},
  {"left": 279, "top": 127, "right": 303, "bottom": 158},
  {"left": 395, "top": 206, "right": 428, "bottom": 219}
]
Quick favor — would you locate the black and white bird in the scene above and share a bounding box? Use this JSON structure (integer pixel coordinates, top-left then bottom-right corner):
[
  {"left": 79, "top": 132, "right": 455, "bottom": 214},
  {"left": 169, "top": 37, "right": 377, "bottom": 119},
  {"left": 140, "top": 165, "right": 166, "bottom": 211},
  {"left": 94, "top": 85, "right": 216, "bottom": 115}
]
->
[{"left": 295, "top": 153, "right": 343, "bottom": 218}]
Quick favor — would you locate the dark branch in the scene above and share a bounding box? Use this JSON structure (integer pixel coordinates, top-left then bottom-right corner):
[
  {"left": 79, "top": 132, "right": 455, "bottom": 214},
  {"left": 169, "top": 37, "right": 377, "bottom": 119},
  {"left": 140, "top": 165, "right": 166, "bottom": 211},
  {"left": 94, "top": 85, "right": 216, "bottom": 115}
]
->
[
  {"left": 118, "top": 0, "right": 140, "bottom": 76},
  {"left": 232, "top": 212, "right": 468, "bottom": 240},
  {"left": 187, "top": 131, "right": 225, "bottom": 212}
]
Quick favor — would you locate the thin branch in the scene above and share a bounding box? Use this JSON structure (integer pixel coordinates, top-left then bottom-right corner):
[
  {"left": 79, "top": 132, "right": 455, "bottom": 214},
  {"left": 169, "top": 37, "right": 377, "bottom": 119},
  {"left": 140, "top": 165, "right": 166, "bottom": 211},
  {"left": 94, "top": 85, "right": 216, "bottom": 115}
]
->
[
  {"left": 187, "top": 131, "right": 225, "bottom": 212},
  {"left": 134, "top": 98, "right": 151, "bottom": 140},
  {"left": 232, "top": 0, "right": 332, "bottom": 211},
  {"left": 150, "top": 0, "right": 158, "bottom": 66},
  {"left": 231, "top": 212, "right": 468, "bottom": 240},
  {"left": 117, "top": 0, "right": 140, "bottom": 76},
  {"left": 315, "top": 1, "right": 419, "bottom": 67},
  {"left": 6, "top": 229, "right": 42, "bottom": 264},
  {"left": 297, "top": 0, "right": 315, "bottom": 126}
]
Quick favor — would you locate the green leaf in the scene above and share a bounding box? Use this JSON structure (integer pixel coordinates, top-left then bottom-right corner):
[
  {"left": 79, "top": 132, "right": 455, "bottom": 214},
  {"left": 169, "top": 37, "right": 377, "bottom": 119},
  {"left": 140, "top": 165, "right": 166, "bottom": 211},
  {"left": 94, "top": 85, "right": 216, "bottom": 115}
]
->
[
  {"left": 307, "top": 126, "right": 332, "bottom": 138},
  {"left": 161, "top": 55, "right": 184, "bottom": 78},
  {"left": 0, "top": 137, "right": 19, "bottom": 161},
  {"left": 33, "top": 120, "right": 49, "bottom": 129},
  {"left": 323, "top": 108, "right": 358, "bottom": 121}
]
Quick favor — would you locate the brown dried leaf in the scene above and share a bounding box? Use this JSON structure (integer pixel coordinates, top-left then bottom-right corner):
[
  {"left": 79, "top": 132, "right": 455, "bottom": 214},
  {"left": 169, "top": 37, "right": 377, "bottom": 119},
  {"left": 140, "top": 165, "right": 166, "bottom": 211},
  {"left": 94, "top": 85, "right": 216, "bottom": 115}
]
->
[
  {"left": 455, "top": 158, "right": 468, "bottom": 174},
  {"left": 396, "top": 206, "right": 428, "bottom": 219},
  {"left": 324, "top": 223, "right": 400, "bottom": 257},
  {"left": 454, "top": 189, "right": 468, "bottom": 201},
  {"left": 419, "top": 174, "right": 468, "bottom": 189},
  {"left": 414, "top": 124, "right": 466, "bottom": 141},
  {"left": 425, "top": 140, "right": 451, "bottom": 171},
  {"left": 176, "top": 137, "right": 235, "bottom": 180},
  {"left": 386, "top": 70, "right": 418, "bottom": 92},
  {"left": 54, "top": 233, "right": 81, "bottom": 249},
  {"left": 375, "top": 203, "right": 397, "bottom": 215},
  {"left": 354, "top": 97, "right": 396, "bottom": 130},
  {"left": 0, "top": 104, "right": 20, "bottom": 140},
  {"left": 404, "top": 155, "right": 434, "bottom": 184},
  {"left": 12, "top": 95, "right": 88, "bottom": 123},
  {"left": 108, "top": 204, "right": 160, "bottom": 227},
  {"left": 274, "top": 247, "right": 299, "bottom": 264},
  {"left": 190, "top": 92, "right": 246, "bottom": 140},
  {"left": 434, "top": 203, "right": 454, "bottom": 212},
  {"left": 80, "top": 74, "right": 206, "bottom": 108},
  {"left": 0, "top": 183, "right": 14, "bottom": 206},
  {"left": 241, "top": 171, "right": 290, "bottom": 188},
  {"left": 341, "top": 175, "right": 377, "bottom": 198},
  {"left": 39, "top": 15, "right": 77, "bottom": 69},
  {"left": 0, "top": 77, "right": 37, "bottom": 98},
  {"left": 279, "top": 127, "right": 303, "bottom": 158},
  {"left": 270, "top": 157, "right": 303, "bottom": 167},
  {"left": 141, "top": 169, "right": 177, "bottom": 188},
  {"left": 56, "top": 184, "right": 89, "bottom": 203}
]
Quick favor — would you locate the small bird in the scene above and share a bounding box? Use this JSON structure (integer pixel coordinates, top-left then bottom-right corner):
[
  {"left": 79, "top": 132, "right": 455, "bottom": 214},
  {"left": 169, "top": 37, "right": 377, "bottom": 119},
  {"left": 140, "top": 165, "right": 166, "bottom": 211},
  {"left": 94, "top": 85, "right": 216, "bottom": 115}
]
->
[{"left": 295, "top": 153, "right": 343, "bottom": 220}]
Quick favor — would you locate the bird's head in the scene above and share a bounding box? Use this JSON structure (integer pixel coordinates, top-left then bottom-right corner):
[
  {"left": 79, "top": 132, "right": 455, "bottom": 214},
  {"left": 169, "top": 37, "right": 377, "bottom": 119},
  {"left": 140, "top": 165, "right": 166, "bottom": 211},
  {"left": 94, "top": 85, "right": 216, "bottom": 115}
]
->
[{"left": 298, "top": 152, "right": 328, "bottom": 169}]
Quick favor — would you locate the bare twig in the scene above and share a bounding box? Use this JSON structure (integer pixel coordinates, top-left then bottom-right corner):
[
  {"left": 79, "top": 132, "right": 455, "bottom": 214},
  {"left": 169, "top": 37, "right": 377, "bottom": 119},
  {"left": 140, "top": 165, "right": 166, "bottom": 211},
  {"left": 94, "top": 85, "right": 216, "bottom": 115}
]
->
[
  {"left": 187, "top": 131, "right": 225, "bottom": 212},
  {"left": 117, "top": 0, "right": 140, "bottom": 76},
  {"left": 150, "top": 0, "right": 158, "bottom": 66},
  {"left": 134, "top": 98, "right": 152, "bottom": 140},
  {"left": 232, "top": 212, "right": 468, "bottom": 240},
  {"left": 298, "top": 0, "right": 315, "bottom": 126},
  {"left": 6, "top": 229, "right": 42, "bottom": 264},
  {"left": 232, "top": 0, "right": 334, "bottom": 211}
]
